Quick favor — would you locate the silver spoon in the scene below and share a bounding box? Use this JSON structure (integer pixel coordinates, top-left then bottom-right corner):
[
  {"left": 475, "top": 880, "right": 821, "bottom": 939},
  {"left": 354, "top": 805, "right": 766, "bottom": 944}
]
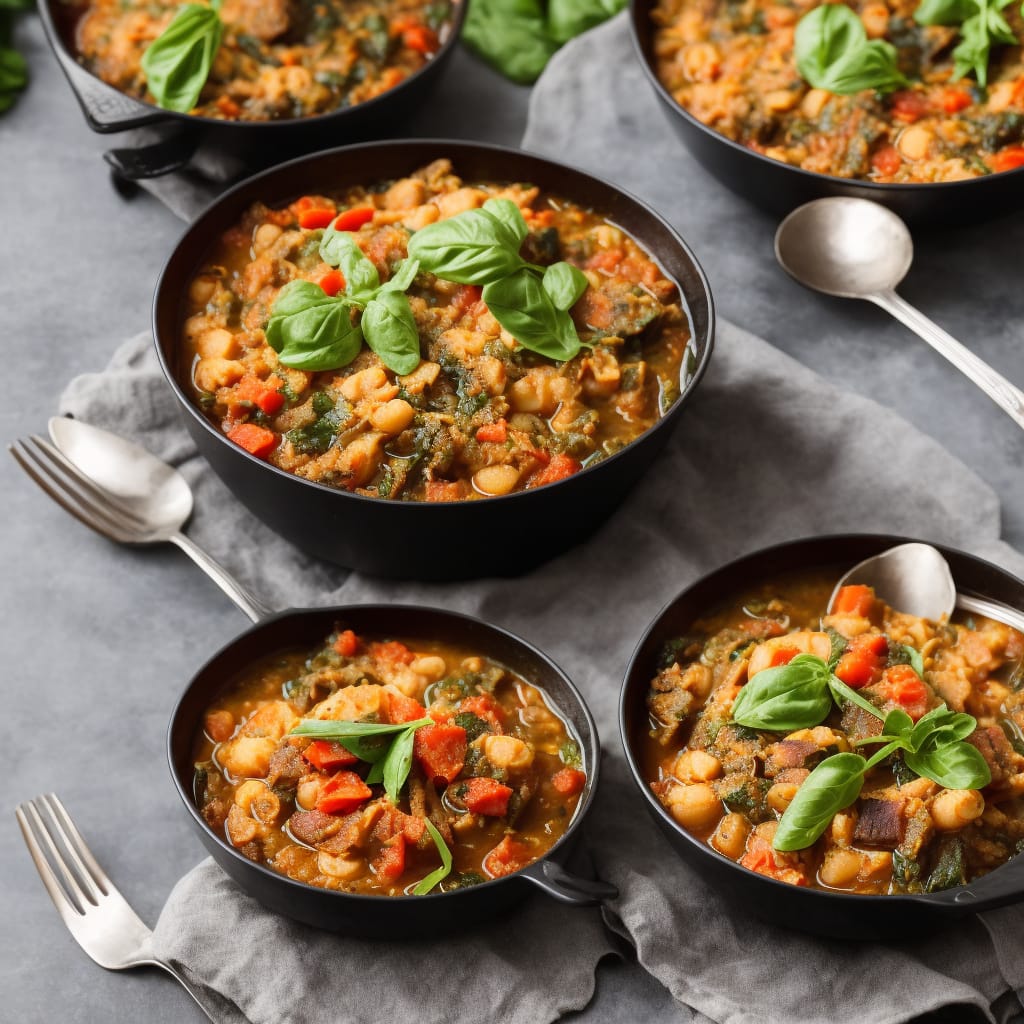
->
[
  {"left": 828, "top": 541, "right": 1024, "bottom": 633},
  {"left": 775, "top": 198, "right": 1024, "bottom": 430},
  {"left": 48, "top": 416, "right": 272, "bottom": 623}
]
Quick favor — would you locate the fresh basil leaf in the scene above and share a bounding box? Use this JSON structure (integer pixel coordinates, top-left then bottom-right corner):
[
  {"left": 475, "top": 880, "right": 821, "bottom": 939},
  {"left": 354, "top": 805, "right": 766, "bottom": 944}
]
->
[
  {"left": 542, "top": 261, "right": 589, "bottom": 312},
  {"left": 265, "top": 281, "right": 362, "bottom": 372},
  {"left": 361, "top": 291, "right": 422, "bottom": 375},
  {"left": 828, "top": 673, "right": 885, "bottom": 721},
  {"left": 881, "top": 708, "right": 915, "bottom": 742},
  {"left": 916, "top": 0, "right": 1016, "bottom": 86},
  {"left": 382, "top": 725, "right": 418, "bottom": 804},
  {"left": 141, "top": 2, "right": 224, "bottom": 113},
  {"left": 379, "top": 258, "right": 420, "bottom": 295},
  {"left": 795, "top": 4, "right": 906, "bottom": 95},
  {"left": 905, "top": 738, "right": 991, "bottom": 789},
  {"left": 411, "top": 819, "right": 454, "bottom": 894},
  {"left": 915, "top": 0, "right": 977, "bottom": 23},
  {"left": 909, "top": 704, "right": 977, "bottom": 748},
  {"left": 482, "top": 267, "right": 582, "bottom": 361},
  {"left": 548, "top": 0, "right": 627, "bottom": 44},
  {"left": 462, "top": 0, "right": 559, "bottom": 84},
  {"left": 339, "top": 735, "right": 392, "bottom": 764},
  {"left": 319, "top": 226, "right": 380, "bottom": 301},
  {"left": 481, "top": 197, "right": 530, "bottom": 249},
  {"left": 366, "top": 760, "right": 385, "bottom": 784},
  {"left": 903, "top": 644, "right": 925, "bottom": 678},
  {"left": 730, "top": 653, "right": 833, "bottom": 731},
  {"left": 290, "top": 717, "right": 433, "bottom": 738},
  {"left": 826, "top": 627, "right": 848, "bottom": 669},
  {"left": 408, "top": 208, "right": 527, "bottom": 284},
  {"left": 0, "top": 46, "right": 26, "bottom": 91},
  {"left": 773, "top": 752, "right": 867, "bottom": 851}
]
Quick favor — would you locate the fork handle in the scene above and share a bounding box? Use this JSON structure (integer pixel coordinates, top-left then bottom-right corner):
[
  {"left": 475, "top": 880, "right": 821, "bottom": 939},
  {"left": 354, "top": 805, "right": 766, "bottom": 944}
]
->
[
  {"left": 141, "top": 959, "right": 230, "bottom": 1023},
  {"left": 169, "top": 532, "right": 274, "bottom": 623}
]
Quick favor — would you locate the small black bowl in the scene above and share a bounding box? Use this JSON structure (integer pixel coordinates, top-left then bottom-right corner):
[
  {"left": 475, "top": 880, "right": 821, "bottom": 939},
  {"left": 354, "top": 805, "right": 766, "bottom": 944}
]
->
[
  {"left": 168, "top": 603, "right": 614, "bottom": 936},
  {"left": 152, "top": 138, "right": 715, "bottom": 580},
  {"left": 37, "top": 0, "right": 466, "bottom": 180},
  {"left": 620, "top": 533, "right": 1024, "bottom": 940},
  {"left": 628, "top": 0, "right": 1024, "bottom": 225}
]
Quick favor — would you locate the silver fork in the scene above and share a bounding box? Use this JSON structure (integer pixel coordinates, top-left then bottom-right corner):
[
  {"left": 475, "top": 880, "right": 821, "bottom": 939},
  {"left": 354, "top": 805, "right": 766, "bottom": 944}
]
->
[{"left": 16, "top": 793, "right": 223, "bottom": 1022}]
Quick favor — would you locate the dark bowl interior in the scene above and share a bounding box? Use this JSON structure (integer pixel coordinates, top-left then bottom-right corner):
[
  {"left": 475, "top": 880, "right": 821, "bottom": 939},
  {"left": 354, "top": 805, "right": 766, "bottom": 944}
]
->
[
  {"left": 628, "top": 0, "right": 1024, "bottom": 225},
  {"left": 168, "top": 603, "right": 606, "bottom": 936},
  {"left": 152, "top": 138, "right": 715, "bottom": 580},
  {"left": 620, "top": 533, "right": 1024, "bottom": 940}
]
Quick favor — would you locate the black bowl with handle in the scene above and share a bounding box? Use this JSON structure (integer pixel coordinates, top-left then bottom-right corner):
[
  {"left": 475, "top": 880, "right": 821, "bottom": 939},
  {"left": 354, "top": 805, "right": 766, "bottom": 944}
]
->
[
  {"left": 152, "top": 138, "right": 715, "bottom": 580},
  {"left": 628, "top": 0, "right": 1024, "bottom": 225},
  {"left": 168, "top": 603, "right": 614, "bottom": 936},
  {"left": 37, "top": 0, "right": 467, "bottom": 180},
  {"left": 620, "top": 533, "right": 1024, "bottom": 939}
]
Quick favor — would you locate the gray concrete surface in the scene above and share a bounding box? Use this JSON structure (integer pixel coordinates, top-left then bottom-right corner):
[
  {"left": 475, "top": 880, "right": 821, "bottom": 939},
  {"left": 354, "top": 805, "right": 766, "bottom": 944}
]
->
[{"left": 1, "top": 12, "right": 1020, "bottom": 1023}]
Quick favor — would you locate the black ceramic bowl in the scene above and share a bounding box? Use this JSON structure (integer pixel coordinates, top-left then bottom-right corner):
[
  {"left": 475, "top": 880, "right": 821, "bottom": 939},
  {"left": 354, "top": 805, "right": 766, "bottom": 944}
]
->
[
  {"left": 38, "top": 0, "right": 466, "bottom": 180},
  {"left": 620, "top": 533, "right": 1024, "bottom": 940},
  {"left": 168, "top": 603, "right": 613, "bottom": 936},
  {"left": 152, "top": 138, "right": 715, "bottom": 580},
  {"left": 628, "top": 0, "right": 1024, "bottom": 225}
]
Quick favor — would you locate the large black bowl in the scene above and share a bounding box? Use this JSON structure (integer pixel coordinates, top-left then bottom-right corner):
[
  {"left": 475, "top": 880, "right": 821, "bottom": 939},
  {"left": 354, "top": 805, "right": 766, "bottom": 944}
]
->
[
  {"left": 629, "top": 0, "right": 1024, "bottom": 225},
  {"left": 168, "top": 603, "right": 614, "bottom": 936},
  {"left": 38, "top": 0, "right": 466, "bottom": 180},
  {"left": 620, "top": 533, "right": 1024, "bottom": 940},
  {"left": 152, "top": 138, "right": 715, "bottom": 580}
]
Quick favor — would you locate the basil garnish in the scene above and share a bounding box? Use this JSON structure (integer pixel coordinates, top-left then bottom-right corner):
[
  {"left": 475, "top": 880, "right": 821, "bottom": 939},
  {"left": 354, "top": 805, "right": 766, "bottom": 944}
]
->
[
  {"left": 482, "top": 268, "right": 581, "bottom": 361},
  {"left": 915, "top": 0, "right": 1018, "bottom": 86},
  {"left": 319, "top": 227, "right": 381, "bottom": 302},
  {"left": 411, "top": 819, "right": 453, "bottom": 894},
  {"left": 362, "top": 290, "right": 422, "bottom": 376},
  {"left": 794, "top": 4, "right": 907, "bottom": 95},
  {"left": 265, "top": 281, "right": 362, "bottom": 372},
  {"left": 0, "top": 0, "right": 31, "bottom": 117},
  {"left": 141, "top": 0, "right": 224, "bottom": 113},
  {"left": 730, "top": 653, "right": 834, "bottom": 731},
  {"left": 542, "top": 261, "right": 589, "bottom": 312}
]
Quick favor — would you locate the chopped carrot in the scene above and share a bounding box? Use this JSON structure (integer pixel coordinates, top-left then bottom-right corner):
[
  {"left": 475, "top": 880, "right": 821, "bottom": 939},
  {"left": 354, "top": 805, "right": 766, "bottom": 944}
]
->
[
  {"left": 401, "top": 23, "right": 438, "bottom": 54},
  {"left": 303, "top": 740, "right": 359, "bottom": 771},
  {"left": 333, "top": 206, "right": 376, "bottom": 232},
  {"left": 227, "top": 423, "right": 277, "bottom": 460},
  {"left": 372, "top": 835, "right": 406, "bottom": 882},
  {"left": 890, "top": 90, "right": 928, "bottom": 123},
  {"left": 834, "top": 633, "right": 888, "bottom": 689},
  {"left": 528, "top": 454, "right": 582, "bottom": 489},
  {"left": 483, "top": 835, "right": 532, "bottom": 878},
  {"left": 877, "top": 664, "right": 930, "bottom": 720},
  {"left": 871, "top": 144, "right": 901, "bottom": 177},
  {"left": 832, "top": 584, "right": 877, "bottom": 618},
  {"left": 298, "top": 208, "right": 337, "bottom": 230},
  {"left": 461, "top": 777, "right": 513, "bottom": 816},
  {"left": 204, "top": 710, "right": 234, "bottom": 743},
  {"left": 316, "top": 770, "right": 372, "bottom": 815},
  {"left": 768, "top": 646, "right": 800, "bottom": 668},
  {"left": 231, "top": 374, "right": 285, "bottom": 416},
  {"left": 215, "top": 95, "right": 241, "bottom": 118},
  {"left": 414, "top": 723, "right": 467, "bottom": 785},
  {"left": 475, "top": 419, "right": 508, "bottom": 444},
  {"left": 385, "top": 690, "right": 427, "bottom": 724},
  {"left": 940, "top": 87, "right": 971, "bottom": 113},
  {"left": 585, "top": 248, "right": 624, "bottom": 272},
  {"left": 551, "top": 768, "right": 586, "bottom": 797},
  {"left": 370, "top": 640, "right": 416, "bottom": 665},
  {"left": 991, "top": 145, "right": 1024, "bottom": 173},
  {"left": 334, "top": 629, "right": 359, "bottom": 656},
  {"left": 424, "top": 480, "right": 466, "bottom": 502},
  {"left": 319, "top": 269, "right": 346, "bottom": 297}
]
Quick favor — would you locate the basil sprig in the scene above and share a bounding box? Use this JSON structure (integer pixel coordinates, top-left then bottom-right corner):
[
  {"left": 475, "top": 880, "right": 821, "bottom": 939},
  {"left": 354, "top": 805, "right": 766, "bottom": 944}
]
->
[
  {"left": 141, "top": 0, "right": 224, "bottom": 113},
  {"left": 266, "top": 225, "right": 422, "bottom": 375},
  {"left": 411, "top": 819, "right": 454, "bottom": 894},
  {"left": 290, "top": 716, "right": 434, "bottom": 805},
  {"left": 794, "top": 4, "right": 907, "bottom": 95},
  {"left": 915, "top": 0, "right": 1018, "bottom": 86},
  {"left": 731, "top": 654, "right": 835, "bottom": 731},
  {"left": 408, "top": 198, "right": 590, "bottom": 361},
  {"left": 0, "top": 0, "right": 32, "bottom": 116}
]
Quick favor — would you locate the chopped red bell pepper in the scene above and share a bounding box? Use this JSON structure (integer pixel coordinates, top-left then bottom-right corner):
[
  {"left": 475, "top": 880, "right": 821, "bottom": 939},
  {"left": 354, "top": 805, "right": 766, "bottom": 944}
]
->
[
  {"left": 385, "top": 690, "right": 428, "bottom": 724},
  {"left": 298, "top": 207, "right": 337, "bottom": 230},
  {"left": 315, "top": 770, "right": 372, "bottom": 815},
  {"left": 461, "top": 777, "right": 513, "bottom": 816},
  {"left": 227, "top": 423, "right": 277, "bottom": 460},
  {"left": 372, "top": 835, "right": 406, "bottom": 882},
  {"left": 303, "top": 740, "right": 359, "bottom": 772},
  {"left": 319, "top": 269, "right": 347, "bottom": 297},
  {"left": 333, "top": 206, "right": 376, "bottom": 232},
  {"left": 414, "top": 723, "right": 467, "bottom": 785},
  {"left": 834, "top": 633, "right": 888, "bottom": 689}
]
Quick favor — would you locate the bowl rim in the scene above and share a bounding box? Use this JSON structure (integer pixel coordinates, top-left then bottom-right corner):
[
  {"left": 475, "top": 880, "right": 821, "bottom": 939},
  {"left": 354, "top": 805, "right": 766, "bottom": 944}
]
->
[
  {"left": 627, "top": 0, "right": 1024, "bottom": 195},
  {"left": 38, "top": 0, "right": 467, "bottom": 132},
  {"left": 167, "top": 601, "right": 603, "bottom": 905},
  {"left": 618, "top": 531, "right": 1024, "bottom": 910},
  {"left": 152, "top": 136, "right": 716, "bottom": 510}
]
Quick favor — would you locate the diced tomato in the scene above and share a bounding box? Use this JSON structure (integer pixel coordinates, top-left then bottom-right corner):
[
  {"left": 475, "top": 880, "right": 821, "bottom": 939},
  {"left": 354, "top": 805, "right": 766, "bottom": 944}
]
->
[
  {"left": 374, "top": 806, "right": 427, "bottom": 845},
  {"left": 769, "top": 646, "right": 800, "bottom": 668},
  {"left": 401, "top": 23, "right": 438, "bottom": 54},
  {"left": 333, "top": 206, "right": 376, "bottom": 232},
  {"left": 370, "top": 640, "right": 416, "bottom": 665},
  {"left": 834, "top": 633, "right": 888, "bottom": 689},
  {"left": 551, "top": 768, "right": 586, "bottom": 797},
  {"left": 890, "top": 90, "right": 928, "bottom": 123},
  {"left": 483, "top": 835, "right": 533, "bottom": 878},
  {"left": 298, "top": 207, "right": 336, "bottom": 230},
  {"left": 230, "top": 374, "right": 285, "bottom": 416},
  {"left": 204, "top": 709, "right": 234, "bottom": 743},
  {"left": 215, "top": 95, "right": 241, "bottom": 118},
  {"left": 991, "top": 145, "right": 1024, "bottom": 173},
  {"left": 319, "top": 269, "right": 347, "bottom": 297},
  {"left": 385, "top": 690, "right": 427, "bottom": 724},
  {"left": 527, "top": 454, "right": 582, "bottom": 489},
  {"left": 870, "top": 144, "right": 901, "bottom": 177},
  {"left": 451, "top": 284, "right": 484, "bottom": 319},
  {"left": 877, "top": 664, "right": 930, "bottom": 721},
  {"left": 459, "top": 694, "right": 504, "bottom": 732},
  {"left": 424, "top": 480, "right": 466, "bottom": 502},
  {"left": 461, "top": 777, "right": 513, "bottom": 816},
  {"left": 739, "top": 831, "right": 809, "bottom": 886},
  {"left": 832, "top": 584, "right": 877, "bottom": 618},
  {"left": 940, "top": 87, "right": 972, "bottom": 113},
  {"left": 333, "top": 629, "right": 359, "bottom": 656},
  {"left": 414, "top": 723, "right": 467, "bottom": 785},
  {"left": 475, "top": 419, "right": 508, "bottom": 444},
  {"left": 227, "top": 423, "right": 277, "bottom": 460},
  {"left": 585, "top": 248, "right": 624, "bottom": 272},
  {"left": 315, "top": 770, "right": 372, "bottom": 815},
  {"left": 302, "top": 740, "right": 359, "bottom": 771},
  {"left": 372, "top": 835, "right": 406, "bottom": 882}
]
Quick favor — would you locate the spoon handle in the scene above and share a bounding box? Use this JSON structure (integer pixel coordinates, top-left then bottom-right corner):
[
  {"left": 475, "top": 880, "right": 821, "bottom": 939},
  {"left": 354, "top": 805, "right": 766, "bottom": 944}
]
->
[
  {"left": 957, "top": 594, "right": 1024, "bottom": 634},
  {"left": 870, "top": 290, "right": 1024, "bottom": 430},
  {"left": 168, "top": 532, "right": 274, "bottom": 623}
]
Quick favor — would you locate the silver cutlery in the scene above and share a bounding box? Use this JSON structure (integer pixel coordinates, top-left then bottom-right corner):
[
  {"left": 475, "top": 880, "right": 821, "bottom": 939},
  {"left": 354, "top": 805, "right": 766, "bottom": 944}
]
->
[{"left": 15, "top": 793, "right": 223, "bottom": 1023}]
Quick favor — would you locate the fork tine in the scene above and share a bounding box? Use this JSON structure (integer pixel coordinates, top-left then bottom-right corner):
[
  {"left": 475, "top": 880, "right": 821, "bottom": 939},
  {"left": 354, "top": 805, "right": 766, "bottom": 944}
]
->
[
  {"left": 43, "top": 794, "right": 111, "bottom": 898},
  {"left": 23, "top": 800, "right": 98, "bottom": 910},
  {"left": 9, "top": 440, "right": 132, "bottom": 543},
  {"left": 15, "top": 804, "right": 84, "bottom": 923}
]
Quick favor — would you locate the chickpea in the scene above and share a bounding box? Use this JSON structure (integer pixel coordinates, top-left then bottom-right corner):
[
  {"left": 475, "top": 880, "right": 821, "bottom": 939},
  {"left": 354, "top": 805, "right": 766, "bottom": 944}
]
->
[
  {"left": 194, "top": 357, "right": 244, "bottom": 393},
  {"left": 666, "top": 783, "right": 723, "bottom": 831},
  {"left": 253, "top": 223, "right": 283, "bottom": 253},
  {"left": 296, "top": 774, "right": 323, "bottom": 810},
  {"left": 369, "top": 398, "right": 415, "bottom": 435},
  {"left": 189, "top": 275, "right": 217, "bottom": 306},
  {"left": 860, "top": 1, "right": 890, "bottom": 37},
  {"left": 340, "top": 366, "right": 389, "bottom": 402},
  {"left": 819, "top": 848, "right": 864, "bottom": 888},
  {"left": 681, "top": 42, "right": 720, "bottom": 82},
  {"left": 767, "top": 782, "right": 800, "bottom": 814},
  {"left": 673, "top": 749, "right": 722, "bottom": 783},
  {"left": 473, "top": 465, "right": 521, "bottom": 497},
  {"left": 763, "top": 89, "right": 800, "bottom": 113},
  {"left": 410, "top": 655, "right": 447, "bottom": 681},
  {"left": 477, "top": 734, "right": 534, "bottom": 772},
  {"left": 931, "top": 789, "right": 985, "bottom": 831},
  {"left": 709, "top": 812, "right": 751, "bottom": 860},
  {"left": 234, "top": 780, "right": 268, "bottom": 814},
  {"left": 898, "top": 126, "right": 932, "bottom": 161},
  {"left": 195, "top": 327, "right": 240, "bottom": 361}
]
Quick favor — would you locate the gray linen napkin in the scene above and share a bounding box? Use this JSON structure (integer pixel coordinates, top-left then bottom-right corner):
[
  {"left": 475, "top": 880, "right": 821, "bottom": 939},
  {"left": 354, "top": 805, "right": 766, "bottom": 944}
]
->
[{"left": 61, "top": 313, "right": 1024, "bottom": 1023}]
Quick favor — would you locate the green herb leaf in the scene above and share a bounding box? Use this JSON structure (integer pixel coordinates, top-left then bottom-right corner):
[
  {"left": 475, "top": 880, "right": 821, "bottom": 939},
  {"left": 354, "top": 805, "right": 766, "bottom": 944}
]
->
[
  {"left": 730, "top": 653, "right": 834, "bottom": 731},
  {"left": 411, "top": 819, "right": 453, "bottom": 894},
  {"left": 915, "top": 0, "right": 1016, "bottom": 86},
  {"left": 290, "top": 717, "right": 433, "bottom": 739},
  {"left": 379, "top": 258, "right": 421, "bottom": 294},
  {"left": 265, "top": 280, "right": 362, "bottom": 371},
  {"left": 828, "top": 673, "right": 885, "bottom": 720},
  {"left": 319, "top": 226, "right": 380, "bottom": 301},
  {"left": 141, "top": 2, "right": 223, "bottom": 113},
  {"left": 542, "top": 261, "right": 589, "bottom": 312},
  {"left": 481, "top": 197, "right": 530, "bottom": 249},
  {"left": 407, "top": 207, "right": 527, "bottom": 284},
  {"left": 547, "top": 0, "right": 627, "bottom": 44},
  {"left": 462, "top": 0, "right": 559, "bottom": 84},
  {"left": 904, "top": 734, "right": 991, "bottom": 789},
  {"left": 361, "top": 290, "right": 422, "bottom": 375},
  {"left": 366, "top": 760, "right": 385, "bottom": 783},
  {"left": 482, "top": 267, "right": 583, "bottom": 360},
  {"left": 795, "top": 4, "right": 907, "bottom": 95},
  {"left": 903, "top": 644, "right": 925, "bottom": 678},
  {"left": 382, "top": 725, "right": 418, "bottom": 804},
  {"left": 773, "top": 752, "right": 868, "bottom": 851}
]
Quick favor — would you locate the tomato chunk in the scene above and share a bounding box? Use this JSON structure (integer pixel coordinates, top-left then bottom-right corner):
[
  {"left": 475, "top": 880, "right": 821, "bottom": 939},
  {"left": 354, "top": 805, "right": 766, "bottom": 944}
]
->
[
  {"left": 461, "top": 777, "right": 513, "bottom": 816},
  {"left": 401, "top": 23, "right": 438, "bottom": 54},
  {"left": 414, "top": 723, "right": 467, "bottom": 785},
  {"left": 475, "top": 419, "right": 508, "bottom": 444},
  {"left": 890, "top": 90, "right": 928, "bottom": 123},
  {"left": 871, "top": 144, "right": 902, "bottom": 177},
  {"left": 991, "top": 145, "right": 1024, "bottom": 173},
  {"left": 230, "top": 375, "right": 285, "bottom": 417},
  {"left": 740, "top": 830, "right": 809, "bottom": 886},
  {"left": 333, "top": 629, "right": 359, "bottom": 657},
  {"left": 372, "top": 835, "right": 406, "bottom": 882},
  {"left": 483, "top": 835, "right": 533, "bottom": 878},
  {"left": 385, "top": 690, "right": 427, "bottom": 724},
  {"left": 298, "top": 207, "right": 336, "bottom": 230},
  {"left": 834, "top": 633, "right": 888, "bottom": 689},
  {"left": 832, "top": 584, "right": 877, "bottom": 618},
  {"left": 940, "top": 87, "right": 971, "bottom": 113},
  {"left": 769, "top": 646, "right": 800, "bottom": 668},
  {"left": 227, "top": 423, "right": 276, "bottom": 460},
  {"left": 319, "top": 269, "right": 347, "bottom": 297},
  {"left": 303, "top": 740, "right": 359, "bottom": 771},
  {"left": 528, "top": 454, "right": 582, "bottom": 489},
  {"left": 333, "top": 206, "right": 376, "bottom": 232},
  {"left": 551, "top": 768, "right": 586, "bottom": 797},
  {"left": 370, "top": 640, "right": 416, "bottom": 665},
  {"left": 374, "top": 806, "right": 427, "bottom": 845},
  {"left": 459, "top": 694, "right": 504, "bottom": 732},
  {"left": 877, "top": 664, "right": 930, "bottom": 720},
  {"left": 316, "top": 770, "right": 372, "bottom": 815}
]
